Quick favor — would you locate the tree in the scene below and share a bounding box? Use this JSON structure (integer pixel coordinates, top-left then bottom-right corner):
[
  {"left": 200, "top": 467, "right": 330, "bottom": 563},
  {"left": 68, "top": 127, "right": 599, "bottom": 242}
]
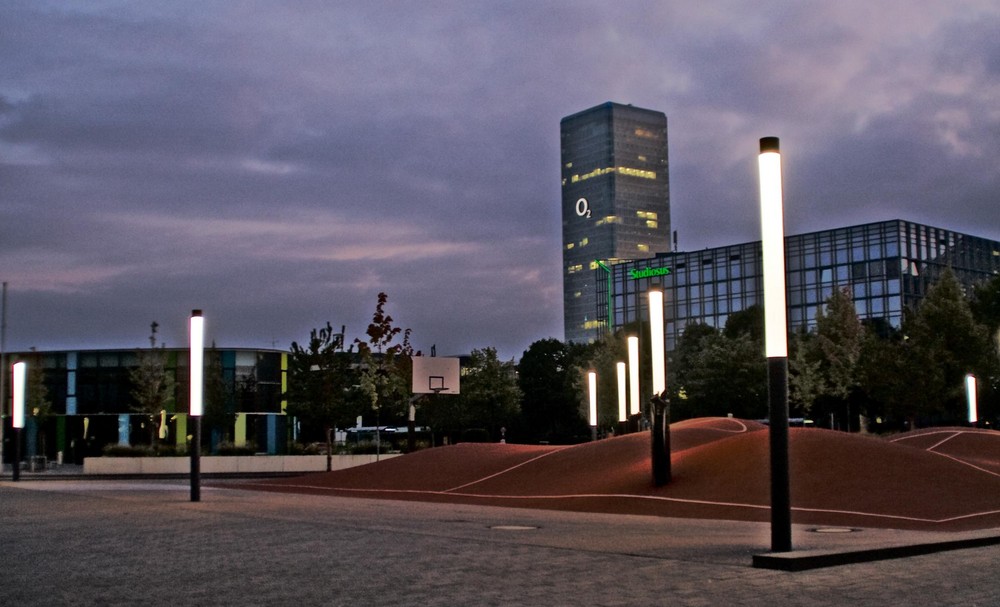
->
[
  {"left": 130, "top": 322, "right": 174, "bottom": 446},
  {"left": 891, "top": 269, "right": 993, "bottom": 425},
  {"left": 788, "top": 329, "right": 822, "bottom": 418},
  {"left": 428, "top": 347, "right": 521, "bottom": 443},
  {"left": 355, "top": 293, "right": 417, "bottom": 451},
  {"left": 799, "top": 287, "right": 865, "bottom": 428},
  {"left": 286, "top": 322, "right": 355, "bottom": 467},
  {"left": 677, "top": 330, "right": 767, "bottom": 420},
  {"left": 517, "top": 338, "right": 589, "bottom": 443},
  {"left": 21, "top": 352, "right": 52, "bottom": 458},
  {"left": 814, "top": 287, "right": 864, "bottom": 401}
]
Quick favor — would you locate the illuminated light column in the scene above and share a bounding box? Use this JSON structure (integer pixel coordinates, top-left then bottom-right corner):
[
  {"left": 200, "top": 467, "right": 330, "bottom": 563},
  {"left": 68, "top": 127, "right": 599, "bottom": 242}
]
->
[
  {"left": 648, "top": 287, "right": 670, "bottom": 486},
  {"left": 649, "top": 289, "right": 666, "bottom": 395},
  {"left": 588, "top": 370, "right": 598, "bottom": 441},
  {"left": 627, "top": 336, "right": 640, "bottom": 417},
  {"left": 759, "top": 136, "right": 791, "bottom": 552},
  {"left": 189, "top": 310, "right": 204, "bottom": 502},
  {"left": 12, "top": 361, "right": 25, "bottom": 482},
  {"left": 966, "top": 374, "right": 978, "bottom": 425},
  {"left": 616, "top": 362, "right": 627, "bottom": 423}
]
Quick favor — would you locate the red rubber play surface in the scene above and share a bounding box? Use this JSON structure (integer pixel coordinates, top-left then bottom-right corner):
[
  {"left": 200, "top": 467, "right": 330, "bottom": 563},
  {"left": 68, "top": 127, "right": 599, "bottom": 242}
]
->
[{"left": 243, "top": 418, "right": 1000, "bottom": 531}]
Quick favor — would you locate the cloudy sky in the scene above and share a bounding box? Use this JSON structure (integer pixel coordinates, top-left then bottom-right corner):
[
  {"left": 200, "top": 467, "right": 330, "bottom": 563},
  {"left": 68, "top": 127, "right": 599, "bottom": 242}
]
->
[{"left": 3, "top": 1, "right": 999, "bottom": 361}]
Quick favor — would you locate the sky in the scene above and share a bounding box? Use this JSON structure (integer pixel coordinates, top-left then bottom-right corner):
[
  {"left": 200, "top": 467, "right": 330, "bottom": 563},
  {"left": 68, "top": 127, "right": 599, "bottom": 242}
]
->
[{"left": 2, "top": 1, "right": 1000, "bottom": 361}]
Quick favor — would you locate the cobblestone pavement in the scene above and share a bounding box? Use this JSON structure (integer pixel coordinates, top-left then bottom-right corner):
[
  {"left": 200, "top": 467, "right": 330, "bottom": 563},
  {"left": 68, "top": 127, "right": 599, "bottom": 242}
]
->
[{"left": 3, "top": 480, "right": 999, "bottom": 606}]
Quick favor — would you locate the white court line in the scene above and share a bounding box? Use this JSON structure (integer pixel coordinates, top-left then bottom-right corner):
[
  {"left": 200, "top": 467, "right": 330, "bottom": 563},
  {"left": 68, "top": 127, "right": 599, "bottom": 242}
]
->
[
  {"left": 252, "top": 482, "right": 1000, "bottom": 525},
  {"left": 2, "top": 481, "right": 197, "bottom": 492},
  {"left": 889, "top": 429, "right": 1000, "bottom": 478},
  {"left": 446, "top": 421, "right": 752, "bottom": 493},
  {"left": 444, "top": 448, "right": 570, "bottom": 493}
]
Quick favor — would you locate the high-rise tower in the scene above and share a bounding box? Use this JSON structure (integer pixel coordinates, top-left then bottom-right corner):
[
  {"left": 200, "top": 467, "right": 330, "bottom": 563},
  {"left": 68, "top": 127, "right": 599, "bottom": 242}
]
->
[{"left": 561, "top": 102, "right": 671, "bottom": 343}]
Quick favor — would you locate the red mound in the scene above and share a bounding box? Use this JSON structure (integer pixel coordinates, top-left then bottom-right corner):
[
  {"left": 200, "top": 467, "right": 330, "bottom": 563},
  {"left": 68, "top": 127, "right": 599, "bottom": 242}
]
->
[{"left": 245, "top": 418, "right": 1000, "bottom": 531}]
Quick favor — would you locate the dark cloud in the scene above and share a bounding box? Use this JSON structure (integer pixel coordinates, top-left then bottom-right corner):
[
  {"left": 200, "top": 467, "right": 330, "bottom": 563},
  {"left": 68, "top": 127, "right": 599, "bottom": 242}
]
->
[{"left": 2, "top": 1, "right": 999, "bottom": 360}]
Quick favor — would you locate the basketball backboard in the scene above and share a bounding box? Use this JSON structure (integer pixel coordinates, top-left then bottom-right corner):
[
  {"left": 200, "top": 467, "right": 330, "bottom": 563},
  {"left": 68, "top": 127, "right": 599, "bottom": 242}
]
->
[{"left": 411, "top": 356, "right": 460, "bottom": 394}]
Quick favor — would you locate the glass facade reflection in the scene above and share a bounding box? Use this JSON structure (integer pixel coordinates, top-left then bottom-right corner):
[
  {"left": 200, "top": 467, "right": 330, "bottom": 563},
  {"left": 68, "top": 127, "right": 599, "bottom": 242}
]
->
[
  {"left": 599, "top": 220, "right": 1000, "bottom": 350},
  {"left": 561, "top": 102, "right": 671, "bottom": 344}
]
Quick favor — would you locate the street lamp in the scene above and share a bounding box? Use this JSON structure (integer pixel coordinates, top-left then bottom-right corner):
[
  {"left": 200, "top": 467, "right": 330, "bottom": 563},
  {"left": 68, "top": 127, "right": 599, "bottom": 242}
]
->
[
  {"left": 616, "top": 362, "right": 627, "bottom": 424},
  {"left": 627, "top": 336, "right": 640, "bottom": 417},
  {"left": 759, "top": 136, "right": 791, "bottom": 552},
  {"left": 648, "top": 287, "right": 670, "bottom": 486},
  {"left": 587, "top": 370, "right": 598, "bottom": 441},
  {"left": 11, "top": 360, "right": 25, "bottom": 481},
  {"left": 189, "top": 310, "right": 204, "bottom": 502},
  {"left": 966, "top": 374, "right": 978, "bottom": 425}
]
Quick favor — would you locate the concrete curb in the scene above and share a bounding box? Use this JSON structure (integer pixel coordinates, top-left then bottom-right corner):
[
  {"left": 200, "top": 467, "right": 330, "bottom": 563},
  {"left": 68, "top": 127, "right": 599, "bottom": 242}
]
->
[{"left": 753, "top": 532, "right": 1000, "bottom": 571}]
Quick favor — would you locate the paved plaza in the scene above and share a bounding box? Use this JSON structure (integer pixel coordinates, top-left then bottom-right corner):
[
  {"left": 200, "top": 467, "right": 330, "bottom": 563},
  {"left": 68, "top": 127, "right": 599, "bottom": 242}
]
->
[{"left": 3, "top": 479, "right": 999, "bottom": 606}]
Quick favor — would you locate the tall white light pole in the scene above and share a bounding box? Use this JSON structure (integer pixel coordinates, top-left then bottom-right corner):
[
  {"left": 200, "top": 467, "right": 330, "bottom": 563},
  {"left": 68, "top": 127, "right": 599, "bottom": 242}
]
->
[
  {"left": 616, "top": 362, "right": 627, "bottom": 423},
  {"left": 966, "top": 374, "right": 978, "bottom": 425},
  {"left": 587, "top": 370, "right": 598, "bottom": 441},
  {"left": 648, "top": 289, "right": 666, "bottom": 395},
  {"left": 189, "top": 310, "right": 204, "bottom": 502},
  {"left": 627, "top": 336, "right": 640, "bottom": 417},
  {"left": 11, "top": 360, "right": 25, "bottom": 482},
  {"left": 759, "top": 136, "right": 791, "bottom": 552},
  {"left": 648, "top": 287, "right": 670, "bottom": 485}
]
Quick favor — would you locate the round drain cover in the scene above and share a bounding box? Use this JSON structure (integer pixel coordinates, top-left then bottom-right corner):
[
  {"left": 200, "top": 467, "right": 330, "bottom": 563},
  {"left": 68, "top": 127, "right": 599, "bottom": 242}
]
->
[{"left": 811, "top": 527, "right": 857, "bottom": 534}]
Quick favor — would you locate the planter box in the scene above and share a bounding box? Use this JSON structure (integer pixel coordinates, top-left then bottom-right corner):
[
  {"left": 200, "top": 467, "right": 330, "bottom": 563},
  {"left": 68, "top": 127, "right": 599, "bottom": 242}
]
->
[{"left": 83, "top": 453, "right": 399, "bottom": 475}]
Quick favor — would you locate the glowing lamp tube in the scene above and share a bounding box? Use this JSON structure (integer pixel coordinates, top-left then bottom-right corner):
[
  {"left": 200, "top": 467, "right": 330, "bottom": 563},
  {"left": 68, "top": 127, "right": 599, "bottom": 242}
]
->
[
  {"left": 588, "top": 371, "right": 598, "bottom": 427},
  {"left": 966, "top": 374, "right": 978, "bottom": 424},
  {"left": 758, "top": 138, "right": 788, "bottom": 358},
  {"left": 627, "top": 336, "right": 640, "bottom": 416},
  {"left": 189, "top": 310, "right": 204, "bottom": 417},
  {"left": 648, "top": 289, "right": 666, "bottom": 395},
  {"left": 12, "top": 361, "right": 26, "bottom": 429},
  {"left": 616, "top": 362, "right": 627, "bottom": 422}
]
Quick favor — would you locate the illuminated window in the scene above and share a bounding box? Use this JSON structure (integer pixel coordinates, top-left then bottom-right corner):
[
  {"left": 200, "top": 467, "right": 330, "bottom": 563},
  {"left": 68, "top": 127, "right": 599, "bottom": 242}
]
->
[
  {"left": 637, "top": 244, "right": 650, "bottom": 252},
  {"left": 638, "top": 155, "right": 647, "bottom": 162},
  {"left": 565, "top": 162, "right": 573, "bottom": 169},
  {"left": 567, "top": 264, "right": 583, "bottom": 274},
  {"left": 646, "top": 220, "right": 658, "bottom": 229},
  {"left": 580, "top": 237, "right": 589, "bottom": 247},
  {"left": 588, "top": 261, "right": 600, "bottom": 270},
  {"left": 596, "top": 215, "right": 619, "bottom": 226},
  {"left": 637, "top": 211, "right": 658, "bottom": 220}
]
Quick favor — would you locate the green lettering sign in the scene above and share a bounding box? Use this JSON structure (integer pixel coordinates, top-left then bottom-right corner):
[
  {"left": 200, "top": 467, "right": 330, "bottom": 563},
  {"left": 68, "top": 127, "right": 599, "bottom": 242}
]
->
[{"left": 628, "top": 267, "right": 672, "bottom": 280}]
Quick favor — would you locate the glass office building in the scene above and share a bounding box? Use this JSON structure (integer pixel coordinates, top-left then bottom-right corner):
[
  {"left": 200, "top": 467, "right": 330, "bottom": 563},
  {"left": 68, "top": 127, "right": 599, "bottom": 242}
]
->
[
  {"left": 598, "top": 220, "right": 1000, "bottom": 350},
  {"left": 561, "top": 102, "right": 671, "bottom": 344},
  {"left": 1, "top": 347, "right": 288, "bottom": 462}
]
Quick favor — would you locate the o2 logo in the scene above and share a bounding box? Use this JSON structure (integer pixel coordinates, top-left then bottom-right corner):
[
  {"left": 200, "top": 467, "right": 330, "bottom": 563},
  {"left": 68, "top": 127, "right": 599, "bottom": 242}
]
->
[{"left": 575, "top": 198, "right": 591, "bottom": 218}]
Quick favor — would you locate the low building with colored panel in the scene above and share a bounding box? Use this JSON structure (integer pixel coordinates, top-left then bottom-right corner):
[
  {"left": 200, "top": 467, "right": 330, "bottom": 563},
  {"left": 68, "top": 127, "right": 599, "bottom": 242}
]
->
[{"left": 1, "top": 347, "right": 287, "bottom": 464}]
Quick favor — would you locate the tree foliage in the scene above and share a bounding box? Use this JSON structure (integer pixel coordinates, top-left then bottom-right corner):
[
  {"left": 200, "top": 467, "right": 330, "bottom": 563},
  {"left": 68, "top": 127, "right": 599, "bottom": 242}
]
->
[
  {"left": 517, "top": 338, "right": 589, "bottom": 443},
  {"left": 426, "top": 347, "right": 521, "bottom": 443},
  {"left": 354, "top": 293, "right": 416, "bottom": 427},
  {"left": 286, "top": 322, "right": 356, "bottom": 447},
  {"left": 130, "top": 322, "right": 174, "bottom": 445}
]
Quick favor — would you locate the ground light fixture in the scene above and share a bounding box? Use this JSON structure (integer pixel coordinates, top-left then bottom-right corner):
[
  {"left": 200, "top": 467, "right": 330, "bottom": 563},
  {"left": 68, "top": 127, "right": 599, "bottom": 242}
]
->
[
  {"left": 616, "top": 362, "right": 627, "bottom": 423},
  {"left": 647, "top": 288, "right": 670, "bottom": 485},
  {"left": 189, "top": 310, "right": 204, "bottom": 502},
  {"left": 12, "top": 360, "right": 25, "bottom": 481},
  {"left": 966, "top": 374, "right": 978, "bottom": 425},
  {"left": 587, "top": 370, "right": 598, "bottom": 440},
  {"left": 759, "top": 136, "right": 792, "bottom": 553},
  {"left": 627, "top": 336, "right": 640, "bottom": 416}
]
